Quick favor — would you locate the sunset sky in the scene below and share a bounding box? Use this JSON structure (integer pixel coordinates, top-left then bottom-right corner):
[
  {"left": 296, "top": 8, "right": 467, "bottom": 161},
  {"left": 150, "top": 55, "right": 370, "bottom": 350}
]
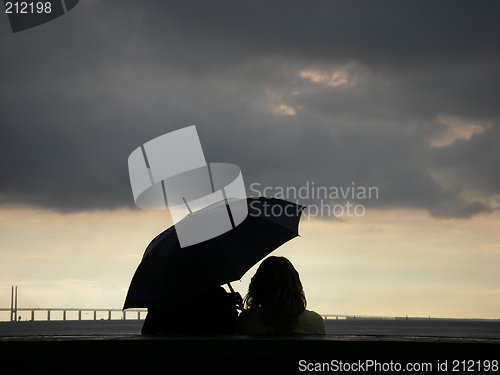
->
[{"left": 0, "top": 1, "right": 499, "bottom": 320}]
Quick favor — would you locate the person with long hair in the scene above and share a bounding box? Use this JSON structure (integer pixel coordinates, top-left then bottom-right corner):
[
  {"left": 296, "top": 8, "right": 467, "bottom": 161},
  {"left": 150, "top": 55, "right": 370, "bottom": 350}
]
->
[{"left": 238, "top": 256, "right": 325, "bottom": 334}]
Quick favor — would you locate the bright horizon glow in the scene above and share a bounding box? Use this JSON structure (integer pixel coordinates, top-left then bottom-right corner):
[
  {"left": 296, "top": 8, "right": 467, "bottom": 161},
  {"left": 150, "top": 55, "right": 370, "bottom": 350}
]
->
[{"left": 0, "top": 205, "right": 498, "bottom": 321}]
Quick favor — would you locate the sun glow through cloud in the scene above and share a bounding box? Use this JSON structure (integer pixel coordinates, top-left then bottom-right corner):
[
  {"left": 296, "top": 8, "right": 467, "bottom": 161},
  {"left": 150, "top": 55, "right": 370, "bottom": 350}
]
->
[
  {"left": 1, "top": 206, "right": 498, "bottom": 320},
  {"left": 431, "top": 115, "right": 492, "bottom": 147},
  {"left": 299, "top": 69, "right": 357, "bottom": 87}
]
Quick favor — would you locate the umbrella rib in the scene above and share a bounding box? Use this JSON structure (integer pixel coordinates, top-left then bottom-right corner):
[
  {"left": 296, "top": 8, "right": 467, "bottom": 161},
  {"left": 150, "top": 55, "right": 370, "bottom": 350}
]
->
[{"left": 221, "top": 188, "right": 236, "bottom": 229}]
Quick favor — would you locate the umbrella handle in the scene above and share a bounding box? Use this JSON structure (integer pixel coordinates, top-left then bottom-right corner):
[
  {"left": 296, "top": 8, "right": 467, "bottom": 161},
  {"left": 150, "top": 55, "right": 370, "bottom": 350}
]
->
[
  {"left": 226, "top": 283, "right": 235, "bottom": 294},
  {"left": 227, "top": 282, "right": 245, "bottom": 311}
]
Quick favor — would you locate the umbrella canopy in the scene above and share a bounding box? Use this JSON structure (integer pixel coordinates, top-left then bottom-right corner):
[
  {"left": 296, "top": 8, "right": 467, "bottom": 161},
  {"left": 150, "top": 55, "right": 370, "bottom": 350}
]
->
[{"left": 123, "top": 197, "right": 304, "bottom": 310}]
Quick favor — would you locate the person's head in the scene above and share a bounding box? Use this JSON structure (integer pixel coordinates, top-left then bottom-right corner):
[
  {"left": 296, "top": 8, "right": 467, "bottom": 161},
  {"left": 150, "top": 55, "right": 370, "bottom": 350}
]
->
[{"left": 244, "top": 256, "right": 306, "bottom": 333}]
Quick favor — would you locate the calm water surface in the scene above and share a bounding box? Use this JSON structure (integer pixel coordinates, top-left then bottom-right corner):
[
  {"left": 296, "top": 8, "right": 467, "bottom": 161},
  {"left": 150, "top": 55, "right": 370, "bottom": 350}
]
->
[{"left": 0, "top": 319, "right": 499, "bottom": 338}]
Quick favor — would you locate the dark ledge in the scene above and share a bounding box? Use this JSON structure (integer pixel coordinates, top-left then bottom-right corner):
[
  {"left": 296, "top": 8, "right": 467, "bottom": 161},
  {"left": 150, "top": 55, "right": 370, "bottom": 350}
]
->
[{"left": 1, "top": 335, "right": 498, "bottom": 374}]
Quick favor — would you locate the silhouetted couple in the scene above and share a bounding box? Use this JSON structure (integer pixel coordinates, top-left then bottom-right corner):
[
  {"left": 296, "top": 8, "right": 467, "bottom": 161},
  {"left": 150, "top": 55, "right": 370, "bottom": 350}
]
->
[{"left": 141, "top": 256, "right": 325, "bottom": 335}]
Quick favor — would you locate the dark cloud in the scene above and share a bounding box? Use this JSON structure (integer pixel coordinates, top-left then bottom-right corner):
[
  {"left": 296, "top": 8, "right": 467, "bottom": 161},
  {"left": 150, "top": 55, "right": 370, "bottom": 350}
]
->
[
  {"left": 431, "top": 124, "right": 500, "bottom": 195},
  {"left": 0, "top": 0, "right": 498, "bottom": 218}
]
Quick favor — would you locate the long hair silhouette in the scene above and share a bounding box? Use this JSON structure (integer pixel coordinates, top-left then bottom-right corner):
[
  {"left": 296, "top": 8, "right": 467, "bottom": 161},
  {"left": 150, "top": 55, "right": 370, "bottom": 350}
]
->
[{"left": 244, "top": 256, "right": 306, "bottom": 333}]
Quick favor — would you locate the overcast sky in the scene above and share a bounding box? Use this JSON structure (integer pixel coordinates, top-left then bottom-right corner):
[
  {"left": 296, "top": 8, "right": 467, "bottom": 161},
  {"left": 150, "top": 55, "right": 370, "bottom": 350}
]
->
[
  {"left": 1, "top": 1, "right": 498, "bottom": 217},
  {"left": 0, "top": 1, "right": 499, "bottom": 319}
]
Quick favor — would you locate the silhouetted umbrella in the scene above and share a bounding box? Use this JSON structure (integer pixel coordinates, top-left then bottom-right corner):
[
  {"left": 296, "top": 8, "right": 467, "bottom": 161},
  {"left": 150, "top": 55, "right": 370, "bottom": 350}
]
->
[{"left": 123, "top": 197, "right": 304, "bottom": 310}]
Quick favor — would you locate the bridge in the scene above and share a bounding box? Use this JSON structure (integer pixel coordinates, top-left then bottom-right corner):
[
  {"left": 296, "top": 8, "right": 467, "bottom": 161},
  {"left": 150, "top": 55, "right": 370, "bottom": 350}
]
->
[
  {"left": 322, "top": 314, "right": 395, "bottom": 320},
  {"left": 1, "top": 286, "right": 402, "bottom": 322},
  {"left": 1, "top": 286, "right": 146, "bottom": 322},
  {"left": 1, "top": 310, "right": 397, "bottom": 322},
  {"left": 0, "top": 307, "right": 147, "bottom": 322}
]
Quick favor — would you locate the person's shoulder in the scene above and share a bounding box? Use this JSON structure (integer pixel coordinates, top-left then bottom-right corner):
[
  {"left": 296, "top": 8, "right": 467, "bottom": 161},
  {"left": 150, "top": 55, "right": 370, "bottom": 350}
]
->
[
  {"left": 238, "top": 307, "right": 262, "bottom": 320},
  {"left": 294, "top": 309, "right": 326, "bottom": 334},
  {"left": 299, "top": 309, "right": 325, "bottom": 326},
  {"left": 238, "top": 308, "right": 268, "bottom": 334},
  {"left": 302, "top": 309, "right": 323, "bottom": 320}
]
